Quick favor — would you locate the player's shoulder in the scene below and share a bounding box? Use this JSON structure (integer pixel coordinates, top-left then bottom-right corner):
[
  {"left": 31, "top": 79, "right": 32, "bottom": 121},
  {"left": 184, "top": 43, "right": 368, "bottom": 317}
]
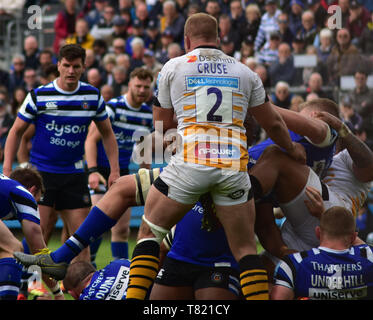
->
[{"left": 78, "top": 81, "right": 100, "bottom": 94}]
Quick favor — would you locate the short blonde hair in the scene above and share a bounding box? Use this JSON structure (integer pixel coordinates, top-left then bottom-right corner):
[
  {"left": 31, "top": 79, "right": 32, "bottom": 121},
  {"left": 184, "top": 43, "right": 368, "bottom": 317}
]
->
[
  {"left": 184, "top": 13, "right": 218, "bottom": 42},
  {"left": 245, "top": 4, "right": 261, "bottom": 18}
]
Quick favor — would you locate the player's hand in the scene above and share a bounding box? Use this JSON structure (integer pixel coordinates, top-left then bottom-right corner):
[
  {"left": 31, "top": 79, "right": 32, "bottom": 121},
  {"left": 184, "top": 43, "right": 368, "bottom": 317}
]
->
[
  {"left": 304, "top": 186, "right": 324, "bottom": 219},
  {"left": 287, "top": 142, "right": 306, "bottom": 164},
  {"left": 88, "top": 172, "right": 107, "bottom": 190},
  {"left": 107, "top": 171, "right": 120, "bottom": 188},
  {"left": 313, "top": 111, "right": 343, "bottom": 131}
]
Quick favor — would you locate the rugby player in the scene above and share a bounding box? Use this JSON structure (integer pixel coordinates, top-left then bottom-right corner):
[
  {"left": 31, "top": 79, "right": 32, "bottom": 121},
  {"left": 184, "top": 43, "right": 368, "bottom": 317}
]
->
[
  {"left": 0, "top": 166, "right": 63, "bottom": 300},
  {"left": 272, "top": 206, "right": 373, "bottom": 300},
  {"left": 3, "top": 44, "right": 120, "bottom": 263},
  {"left": 85, "top": 67, "right": 153, "bottom": 261}
]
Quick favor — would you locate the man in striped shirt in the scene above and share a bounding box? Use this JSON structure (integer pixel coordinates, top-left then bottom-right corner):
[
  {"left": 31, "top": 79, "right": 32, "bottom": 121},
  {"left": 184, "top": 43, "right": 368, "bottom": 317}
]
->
[
  {"left": 85, "top": 67, "right": 153, "bottom": 262},
  {"left": 3, "top": 44, "right": 119, "bottom": 263}
]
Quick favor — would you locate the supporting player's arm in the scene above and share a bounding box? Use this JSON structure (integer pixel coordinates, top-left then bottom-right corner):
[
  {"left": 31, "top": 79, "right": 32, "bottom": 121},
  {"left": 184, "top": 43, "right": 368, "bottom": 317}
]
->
[
  {"left": 315, "top": 111, "right": 373, "bottom": 182},
  {"left": 3, "top": 117, "right": 30, "bottom": 176},
  {"left": 248, "top": 101, "right": 306, "bottom": 164},
  {"left": 17, "top": 125, "right": 35, "bottom": 164},
  {"left": 85, "top": 123, "right": 107, "bottom": 190},
  {"left": 94, "top": 118, "right": 120, "bottom": 187},
  {"left": 274, "top": 105, "right": 330, "bottom": 146}
]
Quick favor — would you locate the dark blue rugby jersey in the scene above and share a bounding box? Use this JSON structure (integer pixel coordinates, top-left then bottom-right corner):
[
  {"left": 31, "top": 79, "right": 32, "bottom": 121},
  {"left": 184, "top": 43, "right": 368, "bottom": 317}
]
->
[
  {"left": 0, "top": 174, "right": 39, "bottom": 224},
  {"left": 274, "top": 245, "right": 373, "bottom": 300},
  {"left": 167, "top": 202, "right": 239, "bottom": 270},
  {"left": 80, "top": 259, "right": 130, "bottom": 300},
  {"left": 18, "top": 80, "right": 108, "bottom": 173},
  {"left": 96, "top": 95, "right": 153, "bottom": 169},
  {"left": 248, "top": 129, "right": 338, "bottom": 178}
]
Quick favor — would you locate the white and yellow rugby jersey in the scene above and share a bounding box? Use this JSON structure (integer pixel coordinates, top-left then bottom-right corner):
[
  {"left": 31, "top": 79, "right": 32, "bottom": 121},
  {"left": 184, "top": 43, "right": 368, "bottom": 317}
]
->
[
  {"left": 323, "top": 149, "right": 370, "bottom": 217},
  {"left": 156, "top": 47, "right": 266, "bottom": 171}
]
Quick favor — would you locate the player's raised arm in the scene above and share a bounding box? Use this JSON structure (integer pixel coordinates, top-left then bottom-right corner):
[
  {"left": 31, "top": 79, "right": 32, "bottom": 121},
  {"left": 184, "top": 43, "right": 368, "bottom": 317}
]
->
[
  {"left": 315, "top": 111, "right": 373, "bottom": 182},
  {"left": 249, "top": 101, "right": 306, "bottom": 164}
]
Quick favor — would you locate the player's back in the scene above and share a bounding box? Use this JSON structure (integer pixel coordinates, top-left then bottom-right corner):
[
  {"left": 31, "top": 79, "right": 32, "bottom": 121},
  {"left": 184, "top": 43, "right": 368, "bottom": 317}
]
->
[
  {"left": 0, "top": 174, "right": 39, "bottom": 223},
  {"left": 80, "top": 259, "right": 130, "bottom": 300},
  {"left": 274, "top": 245, "right": 373, "bottom": 300},
  {"left": 157, "top": 48, "right": 266, "bottom": 171}
]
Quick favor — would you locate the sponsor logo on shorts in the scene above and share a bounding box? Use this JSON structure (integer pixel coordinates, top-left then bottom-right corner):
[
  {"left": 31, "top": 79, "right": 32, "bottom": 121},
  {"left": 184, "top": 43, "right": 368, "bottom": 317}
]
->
[
  {"left": 211, "top": 272, "right": 223, "bottom": 283},
  {"left": 229, "top": 189, "right": 245, "bottom": 199}
]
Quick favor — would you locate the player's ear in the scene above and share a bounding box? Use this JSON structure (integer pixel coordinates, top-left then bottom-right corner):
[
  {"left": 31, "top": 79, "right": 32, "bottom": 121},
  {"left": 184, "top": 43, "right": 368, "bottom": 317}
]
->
[{"left": 315, "top": 226, "right": 321, "bottom": 240}]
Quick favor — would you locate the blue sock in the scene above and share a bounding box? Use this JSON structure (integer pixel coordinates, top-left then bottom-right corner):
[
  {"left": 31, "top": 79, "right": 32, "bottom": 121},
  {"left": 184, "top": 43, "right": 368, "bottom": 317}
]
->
[
  {"left": 51, "top": 206, "right": 117, "bottom": 263},
  {"left": 22, "top": 238, "right": 30, "bottom": 254},
  {"left": 0, "top": 258, "right": 23, "bottom": 300},
  {"left": 111, "top": 241, "right": 129, "bottom": 260},
  {"left": 90, "top": 236, "right": 103, "bottom": 268}
]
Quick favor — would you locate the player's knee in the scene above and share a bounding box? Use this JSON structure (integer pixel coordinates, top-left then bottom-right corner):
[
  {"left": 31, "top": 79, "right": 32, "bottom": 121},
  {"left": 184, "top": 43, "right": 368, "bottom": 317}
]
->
[{"left": 139, "top": 215, "right": 169, "bottom": 245}]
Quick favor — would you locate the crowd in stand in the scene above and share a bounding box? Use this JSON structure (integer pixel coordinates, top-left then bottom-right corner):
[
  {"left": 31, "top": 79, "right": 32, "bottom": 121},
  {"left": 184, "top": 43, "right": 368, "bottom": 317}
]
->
[{"left": 0, "top": 0, "right": 372, "bottom": 156}]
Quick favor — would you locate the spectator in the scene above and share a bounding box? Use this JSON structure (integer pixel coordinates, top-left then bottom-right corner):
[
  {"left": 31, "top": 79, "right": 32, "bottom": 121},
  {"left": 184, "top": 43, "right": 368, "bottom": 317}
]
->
[
  {"left": 292, "top": 33, "right": 306, "bottom": 54},
  {"left": 111, "top": 16, "right": 129, "bottom": 41},
  {"left": 146, "top": 19, "right": 162, "bottom": 52},
  {"left": 242, "top": 4, "right": 261, "bottom": 48},
  {"left": 125, "top": 19, "right": 149, "bottom": 57},
  {"left": 23, "top": 35, "right": 40, "bottom": 70},
  {"left": 101, "top": 53, "right": 117, "bottom": 86},
  {"left": 186, "top": 3, "right": 201, "bottom": 17},
  {"left": 9, "top": 54, "right": 26, "bottom": 94},
  {"left": 338, "top": 0, "right": 351, "bottom": 28},
  {"left": 346, "top": 0, "right": 370, "bottom": 43},
  {"left": 112, "top": 66, "right": 129, "bottom": 96},
  {"left": 346, "top": 70, "right": 373, "bottom": 119},
  {"left": 87, "top": 68, "right": 103, "bottom": 90},
  {"left": 116, "top": 53, "right": 131, "bottom": 71},
  {"left": 205, "top": 0, "right": 221, "bottom": 20},
  {"left": 93, "top": 39, "right": 108, "bottom": 62},
  {"left": 85, "top": 0, "right": 108, "bottom": 28},
  {"left": 254, "top": 64, "right": 271, "bottom": 92},
  {"left": 305, "top": 72, "right": 332, "bottom": 100},
  {"left": 307, "top": 0, "right": 328, "bottom": 31},
  {"left": 111, "top": 38, "right": 126, "bottom": 55},
  {"left": 23, "top": 68, "right": 40, "bottom": 92},
  {"left": 220, "top": 34, "right": 236, "bottom": 57},
  {"left": 53, "top": 0, "right": 77, "bottom": 54},
  {"left": 339, "top": 95, "right": 363, "bottom": 132},
  {"left": 155, "top": 28, "right": 174, "bottom": 65},
  {"left": 289, "top": 0, "right": 304, "bottom": 36},
  {"left": 358, "top": 11, "right": 373, "bottom": 59},
  {"left": 167, "top": 42, "right": 183, "bottom": 60},
  {"left": 305, "top": 92, "right": 319, "bottom": 101},
  {"left": 238, "top": 37, "right": 255, "bottom": 63},
  {"left": 39, "top": 64, "right": 59, "bottom": 86},
  {"left": 277, "top": 12, "right": 294, "bottom": 47},
  {"left": 254, "top": 0, "right": 281, "bottom": 52},
  {"left": 135, "top": 1, "right": 150, "bottom": 29},
  {"left": 257, "top": 30, "right": 281, "bottom": 67},
  {"left": 129, "top": 37, "right": 145, "bottom": 73},
  {"left": 297, "top": 10, "right": 318, "bottom": 47},
  {"left": 142, "top": 49, "right": 163, "bottom": 74},
  {"left": 270, "top": 81, "right": 293, "bottom": 109},
  {"left": 326, "top": 28, "right": 361, "bottom": 86},
  {"left": 11, "top": 86, "right": 27, "bottom": 117},
  {"left": 65, "top": 18, "right": 95, "bottom": 50},
  {"left": 100, "top": 84, "right": 114, "bottom": 103},
  {"left": 290, "top": 94, "right": 304, "bottom": 112},
  {"left": 218, "top": 14, "right": 241, "bottom": 52},
  {"left": 316, "top": 28, "right": 333, "bottom": 64},
  {"left": 301, "top": 45, "right": 327, "bottom": 86},
  {"left": 175, "top": 0, "right": 189, "bottom": 19},
  {"left": 245, "top": 57, "right": 257, "bottom": 71},
  {"left": 0, "top": 68, "right": 9, "bottom": 92},
  {"left": 268, "top": 42, "right": 296, "bottom": 86},
  {"left": 229, "top": 0, "right": 246, "bottom": 42},
  {"left": 37, "top": 49, "right": 55, "bottom": 75},
  {"left": 160, "top": 0, "right": 185, "bottom": 44},
  {"left": 90, "top": 5, "right": 117, "bottom": 41}
]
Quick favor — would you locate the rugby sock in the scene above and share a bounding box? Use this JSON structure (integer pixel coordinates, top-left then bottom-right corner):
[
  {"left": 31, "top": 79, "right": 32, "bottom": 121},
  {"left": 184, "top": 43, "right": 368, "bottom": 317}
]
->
[
  {"left": 0, "top": 258, "right": 23, "bottom": 300},
  {"left": 51, "top": 206, "right": 117, "bottom": 263},
  {"left": 239, "top": 254, "right": 269, "bottom": 300},
  {"left": 111, "top": 241, "right": 129, "bottom": 260},
  {"left": 22, "top": 238, "right": 30, "bottom": 254},
  {"left": 126, "top": 240, "right": 160, "bottom": 300},
  {"left": 89, "top": 236, "right": 103, "bottom": 268}
]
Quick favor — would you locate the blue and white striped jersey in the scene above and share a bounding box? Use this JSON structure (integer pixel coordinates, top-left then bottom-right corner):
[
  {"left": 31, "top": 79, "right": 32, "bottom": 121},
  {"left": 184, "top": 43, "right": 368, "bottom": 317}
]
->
[
  {"left": 0, "top": 174, "right": 39, "bottom": 224},
  {"left": 18, "top": 80, "right": 108, "bottom": 173},
  {"left": 80, "top": 259, "right": 130, "bottom": 300},
  {"left": 96, "top": 94, "right": 153, "bottom": 169},
  {"left": 274, "top": 245, "right": 373, "bottom": 300}
]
